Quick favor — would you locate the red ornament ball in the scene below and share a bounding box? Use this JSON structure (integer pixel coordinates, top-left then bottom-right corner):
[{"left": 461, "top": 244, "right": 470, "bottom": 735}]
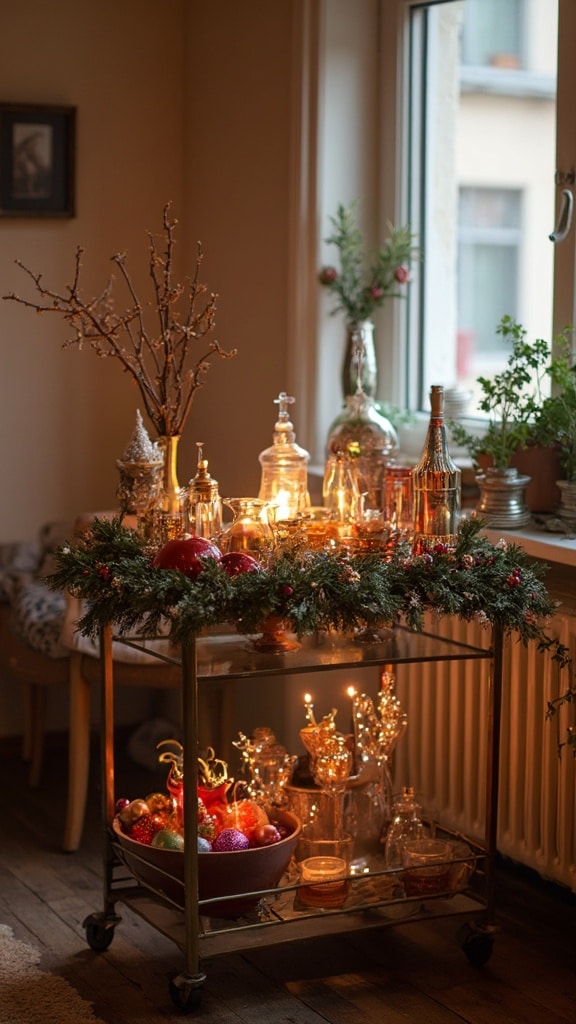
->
[
  {"left": 153, "top": 536, "right": 222, "bottom": 579},
  {"left": 212, "top": 828, "right": 251, "bottom": 852},
  {"left": 128, "top": 812, "right": 166, "bottom": 845},
  {"left": 219, "top": 551, "right": 261, "bottom": 576},
  {"left": 251, "top": 824, "right": 282, "bottom": 847}
]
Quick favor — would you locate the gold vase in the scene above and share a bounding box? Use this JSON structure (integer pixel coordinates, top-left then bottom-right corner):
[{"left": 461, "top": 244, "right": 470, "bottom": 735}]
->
[
  {"left": 158, "top": 435, "right": 182, "bottom": 514},
  {"left": 252, "top": 615, "right": 300, "bottom": 654}
]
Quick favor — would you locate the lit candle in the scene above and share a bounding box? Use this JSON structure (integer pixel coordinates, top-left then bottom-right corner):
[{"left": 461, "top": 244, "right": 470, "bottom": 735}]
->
[
  {"left": 298, "top": 855, "right": 349, "bottom": 908},
  {"left": 303, "top": 692, "right": 316, "bottom": 726},
  {"left": 273, "top": 487, "right": 293, "bottom": 522},
  {"left": 300, "top": 855, "right": 348, "bottom": 885}
]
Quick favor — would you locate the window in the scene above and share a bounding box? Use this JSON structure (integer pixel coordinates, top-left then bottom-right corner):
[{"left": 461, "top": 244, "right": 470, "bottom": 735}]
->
[
  {"left": 458, "top": 187, "right": 522, "bottom": 393},
  {"left": 404, "top": 0, "right": 558, "bottom": 415},
  {"left": 306, "top": 0, "right": 576, "bottom": 464}
]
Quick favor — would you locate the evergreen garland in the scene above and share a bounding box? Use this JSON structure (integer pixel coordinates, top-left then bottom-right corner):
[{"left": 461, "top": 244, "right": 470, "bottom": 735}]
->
[{"left": 47, "top": 515, "right": 570, "bottom": 674}]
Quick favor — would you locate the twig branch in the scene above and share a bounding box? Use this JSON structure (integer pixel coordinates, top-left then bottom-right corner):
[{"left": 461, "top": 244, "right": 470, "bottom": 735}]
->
[{"left": 3, "top": 203, "right": 236, "bottom": 437}]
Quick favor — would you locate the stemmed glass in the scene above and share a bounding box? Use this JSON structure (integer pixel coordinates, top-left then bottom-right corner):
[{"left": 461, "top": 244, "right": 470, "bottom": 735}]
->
[{"left": 299, "top": 707, "right": 352, "bottom": 840}]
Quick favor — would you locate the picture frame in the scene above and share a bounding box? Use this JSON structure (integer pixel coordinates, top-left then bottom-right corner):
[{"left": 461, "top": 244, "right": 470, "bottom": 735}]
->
[{"left": 0, "top": 103, "right": 76, "bottom": 218}]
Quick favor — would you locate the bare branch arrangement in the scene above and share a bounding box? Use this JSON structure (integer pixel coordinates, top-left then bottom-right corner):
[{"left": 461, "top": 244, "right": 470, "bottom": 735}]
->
[{"left": 3, "top": 204, "right": 237, "bottom": 437}]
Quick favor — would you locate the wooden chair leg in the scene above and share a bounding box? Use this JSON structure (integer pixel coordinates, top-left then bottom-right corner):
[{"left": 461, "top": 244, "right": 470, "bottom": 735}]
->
[
  {"left": 27, "top": 684, "right": 48, "bottom": 788},
  {"left": 21, "top": 681, "right": 34, "bottom": 763},
  {"left": 62, "top": 654, "right": 92, "bottom": 852}
]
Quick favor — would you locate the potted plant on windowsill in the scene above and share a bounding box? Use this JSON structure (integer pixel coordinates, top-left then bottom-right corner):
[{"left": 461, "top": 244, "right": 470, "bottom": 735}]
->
[
  {"left": 449, "top": 316, "right": 552, "bottom": 529},
  {"left": 531, "top": 328, "right": 576, "bottom": 525}
]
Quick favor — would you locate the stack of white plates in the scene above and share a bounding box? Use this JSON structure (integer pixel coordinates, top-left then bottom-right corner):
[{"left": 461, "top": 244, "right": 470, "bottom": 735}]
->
[{"left": 443, "top": 388, "right": 472, "bottom": 421}]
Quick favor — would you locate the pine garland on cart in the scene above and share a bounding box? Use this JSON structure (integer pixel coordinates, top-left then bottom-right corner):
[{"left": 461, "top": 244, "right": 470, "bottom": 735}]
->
[{"left": 48, "top": 515, "right": 573, "bottom": 746}]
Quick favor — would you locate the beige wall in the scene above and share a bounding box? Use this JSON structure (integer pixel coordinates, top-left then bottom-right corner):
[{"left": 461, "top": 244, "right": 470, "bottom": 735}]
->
[
  {"left": 1, "top": 0, "right": 186, "bottom": 541},
  {"left": 1, "top": 0, "right": 297, "bottom": 544},
  {"left": 181, "top": 1, "right": 296, "bottom": 500},
  {"left": 0, "top": 0, "right": 300, "bottom": 738}
]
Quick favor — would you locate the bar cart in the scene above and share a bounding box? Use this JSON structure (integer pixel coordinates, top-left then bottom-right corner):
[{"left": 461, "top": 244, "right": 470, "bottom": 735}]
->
[{"left": 82, "top": 619, "right": 503, "bottom": 1014}]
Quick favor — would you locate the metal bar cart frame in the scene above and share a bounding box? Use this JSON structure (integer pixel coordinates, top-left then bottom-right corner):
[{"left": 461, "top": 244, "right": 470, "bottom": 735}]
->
[{"left": 83, "top": 620, "right": 503, "bottom": 1013}]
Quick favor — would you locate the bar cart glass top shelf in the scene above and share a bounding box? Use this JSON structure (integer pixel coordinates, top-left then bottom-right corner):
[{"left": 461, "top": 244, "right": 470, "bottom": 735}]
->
[{"left": 121, "top": 623, "right": 494, "bottom": 679}]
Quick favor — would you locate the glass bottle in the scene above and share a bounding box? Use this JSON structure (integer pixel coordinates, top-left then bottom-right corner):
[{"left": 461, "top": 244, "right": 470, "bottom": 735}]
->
[
  {"left": 384, "top": 786, "right": 426, "bottom": 870},
  {"left": 185, "top": 442, "right": 223, "bottom": 541},
  {"left": 411, "top": 384, "right": 461, "bottom": 554},
  {"left": 258, "top": 392, "right": 311, "bottom": 520}
]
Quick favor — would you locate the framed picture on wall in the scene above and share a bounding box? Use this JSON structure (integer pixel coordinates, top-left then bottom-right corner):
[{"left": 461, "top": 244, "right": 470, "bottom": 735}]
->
[{"left": 0, "top": 103, "right": 75, "bottom": 217}]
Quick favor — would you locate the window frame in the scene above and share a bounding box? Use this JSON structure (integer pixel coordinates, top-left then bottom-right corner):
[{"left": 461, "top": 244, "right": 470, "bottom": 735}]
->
[
  {"left": 292, "top": 0, "right": 576, "bottom": 468},
  {"left": 378, "top": 0, "right": 576, "bottom": 416}
]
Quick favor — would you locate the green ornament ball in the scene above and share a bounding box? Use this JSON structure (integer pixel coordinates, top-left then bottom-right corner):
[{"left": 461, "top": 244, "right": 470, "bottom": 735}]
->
[{"left": 151, "top": 828, "right": 184, "bottom": 851}]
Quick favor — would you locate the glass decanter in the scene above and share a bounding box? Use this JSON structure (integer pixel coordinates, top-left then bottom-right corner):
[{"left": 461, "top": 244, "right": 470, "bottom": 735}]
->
[
  {"left": 258, "top": 392, "right": 311, "bottom": 520},
  {"left": 218, "top": 498, "right": 274, "bottom": 559},
  {"left": 383, "top": 786, "right": 426, "bottom": 870},
  {"left": 326, "top": 331, "right": 398, "bottom": 510},
  {"left": 233, "top": 727, "right": 296, "bottom": 809}
]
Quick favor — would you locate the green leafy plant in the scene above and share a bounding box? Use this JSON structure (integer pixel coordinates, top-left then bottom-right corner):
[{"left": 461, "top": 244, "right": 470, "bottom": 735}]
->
[
  {"left": 449, "top": 316, "right": 550, "bottom": 470},
  {"left": 319, "top": 201, "right": 419, "bottom": 324},
  {"left": 532, "top": 328, "right": 576, "bottom": 482}
]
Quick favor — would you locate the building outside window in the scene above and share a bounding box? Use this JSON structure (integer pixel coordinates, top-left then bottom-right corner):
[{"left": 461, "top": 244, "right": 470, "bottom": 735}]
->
[
  {"left": 457, "top": 186, "right": 522, "bottom": 396},
  {"left": 404, "top": 0, "right": 558, "bottom": 416},
  {"left": 461, "top": 0, "right": 524, "bottom": 69}
]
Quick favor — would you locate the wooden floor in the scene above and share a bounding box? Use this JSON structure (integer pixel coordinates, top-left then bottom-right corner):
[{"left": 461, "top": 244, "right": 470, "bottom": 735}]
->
[{"left": 0, "top": 732, "right": 575, "bottom": 1023}]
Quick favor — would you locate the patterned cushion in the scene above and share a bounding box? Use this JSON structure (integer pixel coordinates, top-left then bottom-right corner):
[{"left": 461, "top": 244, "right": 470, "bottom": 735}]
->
[
  {"left": 37, "top": 520, "right": 73, "bottom": 579},
  {"left": 0, "top": 541, "right": 41, "bottom": 601},
  {"left": 1, "top": 518, "right": 169, "bottom": 663},
  {"left": 10, "top": 575, "right": 69, "bottom": 659},
  {"left": 62, "top": 594, "right": 174, "bottom": 663}
]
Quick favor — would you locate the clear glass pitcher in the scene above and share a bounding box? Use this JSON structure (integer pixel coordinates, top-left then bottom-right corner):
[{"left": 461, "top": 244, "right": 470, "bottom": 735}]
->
[{"left": 218, "top": 498, "right": 274, "bottom": 559}]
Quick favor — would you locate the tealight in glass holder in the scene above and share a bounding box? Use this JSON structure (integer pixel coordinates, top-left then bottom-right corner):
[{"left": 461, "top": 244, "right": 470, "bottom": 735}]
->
[{"left": 296, "top": 831, "right": 353, "bottom": 908}]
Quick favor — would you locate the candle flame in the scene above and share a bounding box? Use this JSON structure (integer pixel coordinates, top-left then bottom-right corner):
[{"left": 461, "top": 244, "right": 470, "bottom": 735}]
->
[{"left": 303, "top": 692, "right": 316, "bottom": 725}]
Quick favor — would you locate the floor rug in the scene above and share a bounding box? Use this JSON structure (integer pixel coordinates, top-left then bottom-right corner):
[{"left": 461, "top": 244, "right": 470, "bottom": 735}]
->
[{"left": 0, "top": 923, "right": 106, "bottom": 1024}]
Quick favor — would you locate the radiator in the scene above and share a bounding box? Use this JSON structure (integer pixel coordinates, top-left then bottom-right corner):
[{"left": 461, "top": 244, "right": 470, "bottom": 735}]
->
[{"left": 392, "top": 610, "right": 576, "bottom": 891}]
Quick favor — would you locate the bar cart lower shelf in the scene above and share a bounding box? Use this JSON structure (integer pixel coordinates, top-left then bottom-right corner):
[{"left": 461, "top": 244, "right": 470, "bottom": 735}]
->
[{"left": 84, "top": 622, "right": 503, "bottom": 1014}]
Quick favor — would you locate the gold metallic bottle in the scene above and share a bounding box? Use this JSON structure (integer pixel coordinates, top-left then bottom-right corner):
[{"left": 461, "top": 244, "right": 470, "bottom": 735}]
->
[{"left": 411, "top": 385, "right": 461, "bottom": 554}]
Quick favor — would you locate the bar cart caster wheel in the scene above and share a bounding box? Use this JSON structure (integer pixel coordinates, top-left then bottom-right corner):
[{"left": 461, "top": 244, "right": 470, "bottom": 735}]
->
[
  {"left": 458, "top": 922, "right": 494, "bottom": 967},
  {"left": 168, "top": 971, "right": 206, "bottom": 1013},
  {"left": 83, "top": 912, "right": 120, "bottom": 952}
]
